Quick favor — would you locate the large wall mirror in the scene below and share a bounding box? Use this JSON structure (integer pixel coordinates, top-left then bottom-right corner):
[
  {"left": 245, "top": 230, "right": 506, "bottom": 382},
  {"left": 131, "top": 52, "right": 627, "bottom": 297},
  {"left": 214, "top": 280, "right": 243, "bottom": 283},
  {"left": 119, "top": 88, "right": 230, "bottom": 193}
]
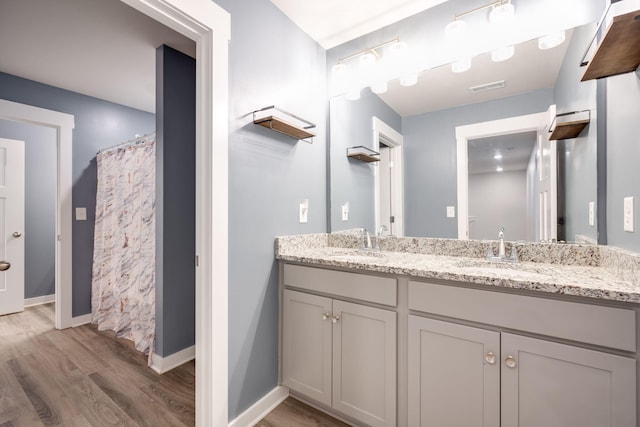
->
[{"left": 328, "top": 0, "right": 604, "bottom": 244}]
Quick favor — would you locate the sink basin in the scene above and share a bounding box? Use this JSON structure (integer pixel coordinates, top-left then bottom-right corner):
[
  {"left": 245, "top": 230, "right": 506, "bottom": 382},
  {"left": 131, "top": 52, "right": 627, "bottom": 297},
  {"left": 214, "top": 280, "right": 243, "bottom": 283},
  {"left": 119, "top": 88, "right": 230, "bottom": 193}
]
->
[{"left": 457, "top": 265, "right": 551, "bottom": 280}]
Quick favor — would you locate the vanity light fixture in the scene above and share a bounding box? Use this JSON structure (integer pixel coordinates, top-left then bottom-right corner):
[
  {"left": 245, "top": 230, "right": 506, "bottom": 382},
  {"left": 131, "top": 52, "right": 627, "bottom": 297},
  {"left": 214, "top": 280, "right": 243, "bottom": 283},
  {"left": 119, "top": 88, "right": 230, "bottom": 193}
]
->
[
  {"left": 332, "top": 38, "right": 406, "bottom": 99},
  {"left": 538, "top": 30, "right": 566, "bottom": 50}
]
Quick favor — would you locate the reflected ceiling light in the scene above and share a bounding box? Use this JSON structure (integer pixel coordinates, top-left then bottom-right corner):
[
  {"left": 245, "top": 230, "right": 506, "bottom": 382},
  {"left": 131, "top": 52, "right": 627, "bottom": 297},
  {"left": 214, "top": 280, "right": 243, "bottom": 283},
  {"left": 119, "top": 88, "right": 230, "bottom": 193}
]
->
[
  {"left": 496, "top": 166, "right": 504, "bottom": 172},
  {"left": 451, "top": 57, "right": 472, "bottom": 73},
  {"left": 491, "top": 44, "right": 514, "bottom": 62},
  {"left": 494, "top": 153, "right": 503, "bottom": 160},
  {"left": 400, "top": 73, "right": 418, "bottom": 87},
  {"left": 489, "top": 1, "right": 515, "bottom": 26},
  {"left": 371, "top": 80, "right": 388, "bottom": 94},
  {"left": 538, "top": 30, "right": 566, "bottom": 50}
]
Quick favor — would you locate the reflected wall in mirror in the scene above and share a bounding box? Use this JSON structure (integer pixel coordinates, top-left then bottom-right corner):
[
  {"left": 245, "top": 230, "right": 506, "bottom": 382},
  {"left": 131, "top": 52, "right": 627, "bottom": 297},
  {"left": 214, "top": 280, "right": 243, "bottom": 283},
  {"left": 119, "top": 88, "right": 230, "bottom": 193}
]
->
[{"left": 327, "top": 0, "right": 603, "bottom": 244}]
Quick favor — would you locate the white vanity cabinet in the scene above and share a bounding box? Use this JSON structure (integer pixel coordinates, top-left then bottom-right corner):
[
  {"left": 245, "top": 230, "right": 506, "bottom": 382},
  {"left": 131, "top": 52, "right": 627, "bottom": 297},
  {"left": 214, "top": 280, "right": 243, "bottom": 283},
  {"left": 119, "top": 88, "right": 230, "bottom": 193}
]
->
[
  {"left": 408, "top": 281, "right": 637, "bottom": 427},
  {"left": 281, "top": 265, "right": 397, "bottom": 427}
]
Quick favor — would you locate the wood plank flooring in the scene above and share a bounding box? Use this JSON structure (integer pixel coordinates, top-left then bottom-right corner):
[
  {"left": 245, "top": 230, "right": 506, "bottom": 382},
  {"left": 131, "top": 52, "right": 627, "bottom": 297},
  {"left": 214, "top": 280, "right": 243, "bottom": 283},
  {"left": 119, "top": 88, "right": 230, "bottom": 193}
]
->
[
  {"left": 0, "top": 304, "right": 194, "bottom": 426},
  {"left": 256, "top": 397, "right": 350, "bottom": 427}
]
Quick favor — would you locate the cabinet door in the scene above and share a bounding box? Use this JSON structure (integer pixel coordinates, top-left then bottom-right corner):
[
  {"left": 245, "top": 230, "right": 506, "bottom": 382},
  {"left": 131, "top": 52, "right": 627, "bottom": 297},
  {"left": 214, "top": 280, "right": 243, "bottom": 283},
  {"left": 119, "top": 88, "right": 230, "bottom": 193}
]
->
[
  {"left": 332, "top": 300, "right": 397, "bottom": 427},
  {"left": 407, "top": 316, "right": 500, "bottom": 427},
  {"left": 501, "top": 333, "right": 637, "bottom": 427},
  {"left": 282, "top": 289, "right": 332, "bottom": 406}
]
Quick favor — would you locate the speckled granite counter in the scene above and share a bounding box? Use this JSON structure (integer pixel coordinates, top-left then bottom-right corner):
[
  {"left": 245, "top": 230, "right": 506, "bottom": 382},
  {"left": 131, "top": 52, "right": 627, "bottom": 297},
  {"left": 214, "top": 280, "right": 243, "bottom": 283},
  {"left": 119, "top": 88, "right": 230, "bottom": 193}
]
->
[{"left": 275, "top": 232, "right": 640, "bottom": 304}]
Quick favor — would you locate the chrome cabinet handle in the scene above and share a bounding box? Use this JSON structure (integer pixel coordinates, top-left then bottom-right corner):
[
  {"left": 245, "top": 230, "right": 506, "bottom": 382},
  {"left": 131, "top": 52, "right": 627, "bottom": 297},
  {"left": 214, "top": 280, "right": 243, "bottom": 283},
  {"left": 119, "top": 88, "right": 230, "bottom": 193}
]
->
[
  {"left": 485, "top": 352, "right": 496, "bottom": 365},
  {"left": 12, "top": 232, "right": 21, "bottom": 238},
  {"left": 331, "top": 315, "right": 340, "bottom": 324},
  {"left": 505, "top": 355, "right": 517, "bottom": 368},
  {"left": 322, "top": 312, "right": 331, "bottom": 320},
  {"left": 0, "top": 261, "right": 10, "bottom": 271}
]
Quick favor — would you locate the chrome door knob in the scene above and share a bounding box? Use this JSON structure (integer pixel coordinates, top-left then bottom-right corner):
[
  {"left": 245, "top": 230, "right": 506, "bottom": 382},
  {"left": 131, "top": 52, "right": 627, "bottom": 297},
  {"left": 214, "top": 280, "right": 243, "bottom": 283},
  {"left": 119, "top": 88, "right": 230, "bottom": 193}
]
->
[
  {"left": 0, "top": 261, "right": 11, "bottom": 271},
  {"left": 12, "top": 232, "right": 21, "bottom": 238},
  {"left": 505, "top": 355, "right": 517, "bottom": 368}
]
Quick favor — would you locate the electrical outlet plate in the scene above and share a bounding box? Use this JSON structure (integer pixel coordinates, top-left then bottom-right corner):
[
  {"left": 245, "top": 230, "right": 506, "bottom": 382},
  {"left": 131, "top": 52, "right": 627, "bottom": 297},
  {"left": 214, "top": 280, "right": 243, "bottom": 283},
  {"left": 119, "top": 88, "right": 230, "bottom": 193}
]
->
[
  {"left": 75, "top": 207, "right": 87, "bottom": 221},
  {"left": 341, "top": 202, "right": 349, "bottom": 221},
  {"left": 446, "top": 206, "right": 455, "bottom": 218},
  {"left": 624, "top": 197, "right": 634, "bottom": 232},
  {"left": 299, "top": 199, "right": 309, "bottom": 224}
]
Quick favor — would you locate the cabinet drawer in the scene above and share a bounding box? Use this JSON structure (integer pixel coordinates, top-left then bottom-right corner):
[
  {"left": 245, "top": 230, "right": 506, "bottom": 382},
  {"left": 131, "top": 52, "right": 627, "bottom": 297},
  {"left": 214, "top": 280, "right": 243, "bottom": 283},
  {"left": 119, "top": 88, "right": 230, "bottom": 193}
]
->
[
  {"left": 284, "top": 264, "right": 397, "bottom": 306},
  {"left": 408, "top": 281, "right": 636, "bottom": 352}
]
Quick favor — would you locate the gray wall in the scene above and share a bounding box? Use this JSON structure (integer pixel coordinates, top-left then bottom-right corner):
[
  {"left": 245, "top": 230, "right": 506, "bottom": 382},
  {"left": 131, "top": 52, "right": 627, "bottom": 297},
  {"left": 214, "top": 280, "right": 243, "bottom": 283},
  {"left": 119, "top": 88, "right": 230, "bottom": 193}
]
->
[
  {"left": 329, "top": 88, "right": 401, "bottom": 232},
  {"left": 402, "top": 89, "right": 554, "bottom": 238},
  {"left": 0, "top": 119, "right": 56, "bottom": 299},
  {"left": 213, "top": 0, "right": 327, "bottom": 419},
  {"left": 155, "top": 46, "right": 196, "bottom": 357},
  {"left": 0, "top": 72, "right": 155, "bottom": 316},
  {"left": 606, "top": 71, "right": 640, "bottom": 252},
  {"left": 554, "top": 23, "right": 598, "bottom": 243},
  {"left": 469, "top": 170, "right": 527, "bottom": 240}
]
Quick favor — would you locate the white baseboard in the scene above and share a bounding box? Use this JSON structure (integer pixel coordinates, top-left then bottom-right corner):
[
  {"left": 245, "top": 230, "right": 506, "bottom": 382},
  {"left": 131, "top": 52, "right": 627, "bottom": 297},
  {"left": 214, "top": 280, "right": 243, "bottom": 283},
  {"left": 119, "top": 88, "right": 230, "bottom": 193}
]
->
[
  {"left": 150, "top": 345, "right": 196, "bottom": 374},
  {"left": 229, "top": 386, "right": 289, "bottom": 427},
  {"left": 71, "top": 313, "right": 92, "bottom": 327},
  {"left": 24, "top": 294, "right": 55, "bottom": 307}
]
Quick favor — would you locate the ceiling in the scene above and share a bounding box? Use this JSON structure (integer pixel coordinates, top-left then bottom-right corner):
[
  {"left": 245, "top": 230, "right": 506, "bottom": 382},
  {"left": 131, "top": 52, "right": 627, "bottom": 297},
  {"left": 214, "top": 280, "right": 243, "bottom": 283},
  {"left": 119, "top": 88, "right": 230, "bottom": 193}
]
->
[
  {"left": 0, "top": 0, "right": 577, "bottom": 117},
  {"left": 269, "top": 0, "right": 448, "bottom": 49},
  {"left": 468, "top": 131, "right": 537, "bottom": 175},
  {"left": 0, "top": 0, "right": 194, "bottom": 113}
]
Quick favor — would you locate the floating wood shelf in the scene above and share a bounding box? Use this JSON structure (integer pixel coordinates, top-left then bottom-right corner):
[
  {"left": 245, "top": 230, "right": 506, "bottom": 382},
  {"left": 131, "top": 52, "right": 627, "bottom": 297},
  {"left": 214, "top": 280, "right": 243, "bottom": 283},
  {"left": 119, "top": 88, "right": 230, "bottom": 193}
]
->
[
  {"left": 582, "top": 9, "right": 640, "bottom": 81},
  {"left": 252, "top": 106, "right": 316, "bottom": 142},
  {"left": 549, "top": 110, "right": 591, "bottom": 140},
  {"left": 347, "top": 146, "right": 380, "bottom": 163}
]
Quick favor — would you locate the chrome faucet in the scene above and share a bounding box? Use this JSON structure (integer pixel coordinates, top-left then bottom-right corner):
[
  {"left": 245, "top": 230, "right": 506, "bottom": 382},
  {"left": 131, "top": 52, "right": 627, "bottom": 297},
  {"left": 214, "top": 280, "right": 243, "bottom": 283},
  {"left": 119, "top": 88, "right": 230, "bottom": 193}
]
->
[
  {"left": 375, "top": 225, "right": 388, "bottom": 251},
  {"left": 486, "top": 227, "right": 518, "bottom": 262},
  {"left": 498, "top": 227, "right": 506, "bottom": 258}
]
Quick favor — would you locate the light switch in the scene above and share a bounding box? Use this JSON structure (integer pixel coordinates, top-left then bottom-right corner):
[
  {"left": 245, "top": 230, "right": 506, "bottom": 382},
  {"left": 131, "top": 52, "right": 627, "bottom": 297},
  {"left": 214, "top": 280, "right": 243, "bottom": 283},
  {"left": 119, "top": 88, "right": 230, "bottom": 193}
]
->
[
  {"left": 299, "top": 199, "right": 309, "bottom": 224},
  {"left": 446, "top": 206, "right": 455, "bottom": 218},
  {"left": 341, "top": 202, "right": 349, "bottom": 221},
  {"left": 588, "top": 202, "right": 595, "bottom": 227},
  {"left": 76, "top": 207, "right": 87, "bottom": 221},
  {"left": 624, "top": 197, "right": 634, "bottom": 232}
]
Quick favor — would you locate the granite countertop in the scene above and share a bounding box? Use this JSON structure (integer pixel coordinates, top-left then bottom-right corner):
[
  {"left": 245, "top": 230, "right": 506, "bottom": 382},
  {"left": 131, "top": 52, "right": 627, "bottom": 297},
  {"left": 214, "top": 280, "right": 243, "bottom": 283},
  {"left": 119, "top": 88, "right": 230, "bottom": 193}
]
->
[{"left": 276, "top": 244, "right": 640, "bottom": 304}]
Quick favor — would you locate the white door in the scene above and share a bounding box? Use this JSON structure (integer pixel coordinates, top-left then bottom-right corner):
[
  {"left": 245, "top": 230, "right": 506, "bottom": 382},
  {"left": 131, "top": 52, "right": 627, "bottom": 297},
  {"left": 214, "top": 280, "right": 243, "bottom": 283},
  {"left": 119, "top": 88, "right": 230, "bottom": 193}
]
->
[
  {"left": 537, "top": 104, "right": 557, "bottom": 242},
  {"left": 0, "top": 138, "right": 25, "bottom": 316}
]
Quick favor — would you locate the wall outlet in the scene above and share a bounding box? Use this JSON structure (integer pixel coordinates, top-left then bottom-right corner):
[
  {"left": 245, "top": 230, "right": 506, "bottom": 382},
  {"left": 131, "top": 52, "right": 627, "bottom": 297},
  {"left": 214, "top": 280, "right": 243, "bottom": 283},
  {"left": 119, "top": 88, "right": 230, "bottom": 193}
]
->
[
  {"left": 624, "top": 197, "right": 634, "bottom": 232},
  {"left": 341, "top": 202, "right": 349, "bottom": 221},
  {"left": 588, "top": 202, "right": 595, "bottom": 227},
  {"left": 446, "top": 206, "right": 455, "bottom": 218},
  {"left": 75, "top": 207, "right": 87, "bottom": 221},
  {"left": 299, "top": 199, "right": 309, "bottom": 224}
]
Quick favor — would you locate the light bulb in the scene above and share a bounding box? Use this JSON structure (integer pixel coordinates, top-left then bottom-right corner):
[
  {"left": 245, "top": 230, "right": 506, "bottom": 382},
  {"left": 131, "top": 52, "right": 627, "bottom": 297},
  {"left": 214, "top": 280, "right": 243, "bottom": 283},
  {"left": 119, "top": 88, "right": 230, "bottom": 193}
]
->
[
  {"left": 491, "top": 45, "right": 514, "bottom": 62},
  {"left": 489, "top": 2, "right": 515, "bottom": 26},
  {"left": 371, "top": 80, "right": 388, "bottom": 94},
  {"left": 451, "top": 57, "right": 471, "bottom": 73},
  {"left": 538, "top": 30, "right": 566, "bottom": 50},
  {"left": 400, "top": 73, "right": 418, "bottom": 87},
  {"left": 359, "top": 51, "right": 376, "bottom": 70},
  {"left": 445, "top": 19, "right": 467, "bottom": 41},
  {"left": 494, "top": 153, "right": 503, "bottom": 160},
  {"left": 496, "top": 166, "right": 504, "bottom": 172}
]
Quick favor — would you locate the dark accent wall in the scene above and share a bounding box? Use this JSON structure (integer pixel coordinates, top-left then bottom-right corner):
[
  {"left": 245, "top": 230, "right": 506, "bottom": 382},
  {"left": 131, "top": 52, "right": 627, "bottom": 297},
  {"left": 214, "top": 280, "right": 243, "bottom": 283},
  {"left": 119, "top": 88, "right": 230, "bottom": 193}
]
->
[
  {"left": 0, "top": 72, "right": 155, "bottom": 316},
  {"left": 155, "top": 45, "right": 196, "bottom": 357},
  {"left": 0, "top": 119, "right": 56, "bottom": 299}
]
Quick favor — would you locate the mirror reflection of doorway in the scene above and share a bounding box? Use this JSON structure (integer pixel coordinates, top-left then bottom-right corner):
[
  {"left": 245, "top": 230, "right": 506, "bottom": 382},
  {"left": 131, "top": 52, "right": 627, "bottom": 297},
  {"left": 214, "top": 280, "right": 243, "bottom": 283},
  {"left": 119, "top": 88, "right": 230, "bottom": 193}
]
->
[{"left": 467, "top": 131, "right": 537, "bottom": 241}]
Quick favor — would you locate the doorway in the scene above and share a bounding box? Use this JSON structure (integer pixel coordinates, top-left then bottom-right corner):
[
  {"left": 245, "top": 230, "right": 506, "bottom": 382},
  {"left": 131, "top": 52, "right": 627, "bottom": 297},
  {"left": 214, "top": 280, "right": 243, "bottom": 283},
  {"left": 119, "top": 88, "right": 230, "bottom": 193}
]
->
[{"left": 373, "top": 116, "right": 404, "bottom": 237}]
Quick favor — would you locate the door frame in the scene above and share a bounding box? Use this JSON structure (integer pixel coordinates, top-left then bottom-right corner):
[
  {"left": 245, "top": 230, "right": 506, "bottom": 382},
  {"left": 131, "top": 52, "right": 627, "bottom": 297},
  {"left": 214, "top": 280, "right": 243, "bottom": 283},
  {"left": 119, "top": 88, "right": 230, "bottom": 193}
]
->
[
  {"left": 118, "top": 1, "right": 231, "bottom": 426},
  {"left": 0, "top": 99, "right": 74, "bottom": 329},
  {"left": 455, "top": 111, "right": 549, "bottom": 240},
  {"left": 372, "top": 116, "right": 404, "bottom": 237}
]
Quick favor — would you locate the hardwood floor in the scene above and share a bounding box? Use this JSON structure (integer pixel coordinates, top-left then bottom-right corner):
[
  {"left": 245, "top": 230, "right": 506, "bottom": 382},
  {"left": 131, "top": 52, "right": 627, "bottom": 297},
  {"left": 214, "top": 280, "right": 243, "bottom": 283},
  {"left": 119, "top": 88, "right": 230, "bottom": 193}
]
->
[
  {"left": 256, "top": 397, "right": 350, "bottom": 427},
  {"left": 0, "top": 304, "right": 194, "bottom": 426}
]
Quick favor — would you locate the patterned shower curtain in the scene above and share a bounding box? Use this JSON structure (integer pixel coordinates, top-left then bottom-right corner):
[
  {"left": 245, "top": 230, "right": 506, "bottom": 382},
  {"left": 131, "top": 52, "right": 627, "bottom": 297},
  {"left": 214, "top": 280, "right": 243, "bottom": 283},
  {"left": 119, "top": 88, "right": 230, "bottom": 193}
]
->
[{"left": 91, "top": 135, "right": 156, "bottom": 359}]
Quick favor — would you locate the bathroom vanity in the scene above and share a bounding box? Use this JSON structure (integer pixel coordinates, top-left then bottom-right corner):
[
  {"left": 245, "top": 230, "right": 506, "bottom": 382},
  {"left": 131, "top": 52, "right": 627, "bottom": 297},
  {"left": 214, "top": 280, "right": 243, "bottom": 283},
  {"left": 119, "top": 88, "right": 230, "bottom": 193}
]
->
[{"left": 276, "top": 232, "right": 640, "bottom": 427}]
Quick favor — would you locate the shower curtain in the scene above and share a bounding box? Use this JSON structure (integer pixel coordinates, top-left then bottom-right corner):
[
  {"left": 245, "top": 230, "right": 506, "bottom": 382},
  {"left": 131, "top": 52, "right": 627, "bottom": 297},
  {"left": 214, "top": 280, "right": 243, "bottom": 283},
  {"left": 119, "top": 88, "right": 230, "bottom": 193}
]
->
[{"left": 91, "top": 134, "right": 156, "bottom": 359}]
